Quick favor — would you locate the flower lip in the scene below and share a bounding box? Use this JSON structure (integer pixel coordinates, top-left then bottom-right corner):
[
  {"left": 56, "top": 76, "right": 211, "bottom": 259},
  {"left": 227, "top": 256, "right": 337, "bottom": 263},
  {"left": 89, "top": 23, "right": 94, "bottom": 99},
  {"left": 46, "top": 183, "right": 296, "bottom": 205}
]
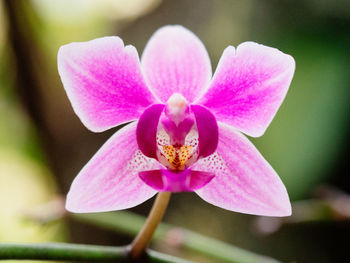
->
[{"left": 138, "top": 169, "right": 215, "bottom": 192}]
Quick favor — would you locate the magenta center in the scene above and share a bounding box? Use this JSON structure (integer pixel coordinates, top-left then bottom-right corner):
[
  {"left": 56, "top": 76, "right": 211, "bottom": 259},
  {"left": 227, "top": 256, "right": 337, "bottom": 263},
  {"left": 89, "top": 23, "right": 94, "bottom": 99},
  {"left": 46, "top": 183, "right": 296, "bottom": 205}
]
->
[
  {"left": 156, "top": 93, "right": 199, "bottom": 171},
  {"left": 136, "top": 93, "right": 218, "bottom": 192}
]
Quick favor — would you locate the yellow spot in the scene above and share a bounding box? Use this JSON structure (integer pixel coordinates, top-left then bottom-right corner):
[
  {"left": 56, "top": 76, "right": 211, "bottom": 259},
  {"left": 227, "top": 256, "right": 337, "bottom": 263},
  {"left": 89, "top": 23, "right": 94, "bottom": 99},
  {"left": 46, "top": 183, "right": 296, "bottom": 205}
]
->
[
  {"left": 179, "top": 146, "right": 192, "bottom": 166},
  {"left": 162, "top": 145, "right": 192, "bottom": 169},
  {"left": 163, "top": 145, "right": 175, "bottom": 164}
]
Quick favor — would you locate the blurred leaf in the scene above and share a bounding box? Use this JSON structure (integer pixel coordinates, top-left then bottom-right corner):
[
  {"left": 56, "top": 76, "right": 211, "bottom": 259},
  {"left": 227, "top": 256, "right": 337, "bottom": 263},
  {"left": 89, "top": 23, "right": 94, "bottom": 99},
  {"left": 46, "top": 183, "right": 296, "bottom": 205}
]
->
[
  {"left": 73, "top": 211, "right": 281, "bottom": 263},
  {"left": 0, "top": 150, "right": 67, "bottom": 243},
  {"left": 253, "top": 38, "right": 350, "bottom": 199}
]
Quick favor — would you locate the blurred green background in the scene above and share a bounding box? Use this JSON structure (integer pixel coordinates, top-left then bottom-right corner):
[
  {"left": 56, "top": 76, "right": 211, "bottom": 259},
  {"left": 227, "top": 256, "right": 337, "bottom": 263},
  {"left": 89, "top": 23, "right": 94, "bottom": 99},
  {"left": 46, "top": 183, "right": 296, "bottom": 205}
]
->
[{"left": 1, "top": 0, "right": 350, "bottom": 262}]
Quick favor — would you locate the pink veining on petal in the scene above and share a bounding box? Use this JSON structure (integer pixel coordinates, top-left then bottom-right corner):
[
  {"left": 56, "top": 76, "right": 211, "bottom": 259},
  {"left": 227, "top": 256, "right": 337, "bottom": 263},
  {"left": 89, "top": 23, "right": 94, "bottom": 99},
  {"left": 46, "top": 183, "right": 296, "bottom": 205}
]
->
[
  {"left": 58, "top": 36, "right": 157, "bottom": 132},
  {"left": 137, "top": 104, "right": 165, "bottom": 159},
  {"left": 139, "top": 169, "right": 214, "bottom": 192},
  {"left": 193, "top": 122, "right": 291, "bottom": 217},
  {"left": 141, "top": 25, "right": 212, "bottom": 103},
  {"left": 66, "top": 122, "right": 160, "bottom": 213},
  {"left": 196, "top": 42, "right": 295, "bottom": 137}
]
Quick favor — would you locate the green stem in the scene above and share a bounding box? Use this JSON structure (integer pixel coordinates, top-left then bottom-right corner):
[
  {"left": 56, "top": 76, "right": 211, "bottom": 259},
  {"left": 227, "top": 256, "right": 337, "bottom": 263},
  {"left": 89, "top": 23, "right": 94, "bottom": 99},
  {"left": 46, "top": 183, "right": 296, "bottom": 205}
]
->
[
  {"left": 73, "top": 211, "right": 281, "bottom": 263},
  {"left": 0, "top": 243, "right": 192, "bottom": 263},
  {"left": 130, "top": 192, "right": 172, "bottom": 258}
]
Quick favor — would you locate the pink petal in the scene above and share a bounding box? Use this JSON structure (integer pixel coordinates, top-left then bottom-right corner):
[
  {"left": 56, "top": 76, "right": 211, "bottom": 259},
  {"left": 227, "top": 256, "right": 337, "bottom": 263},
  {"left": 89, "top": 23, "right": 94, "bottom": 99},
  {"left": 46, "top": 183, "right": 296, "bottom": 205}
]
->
[
  {"left": 66, "top": 122, "right": 159, "bottom": 213},
  {"left": 136, "top": 104, "right": 165, "bottom": 159},
  {"left": 58, "top": 36, "right": 157, "bottom": 132},
  {"left": 193, "top": 123, "right": 291, "bottom": 217},
  {"left": 141, "top": 25, "right": 212, "bottom": 103},
  {"left": 189, "top": 170, "right": 216, "bottom": 190},
  {"left": 191, "top": 105, "right": 218, "bottom": 158},
  {"left": 139, "top": 169, "right": 214, "bottom": 192},
  {"left": 139, "top": 170, "right": 164, "bottom": 191},
  {"left": 196, "top": 42, "right": 295, "bottom": 137}
]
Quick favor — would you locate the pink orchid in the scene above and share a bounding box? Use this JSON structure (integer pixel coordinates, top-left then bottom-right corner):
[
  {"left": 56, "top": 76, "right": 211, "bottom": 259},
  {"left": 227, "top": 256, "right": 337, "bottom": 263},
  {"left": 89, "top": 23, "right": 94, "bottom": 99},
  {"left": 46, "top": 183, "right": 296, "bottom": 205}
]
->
[{"left": 58, "top": 25, "right": 295, "bottom": 217}]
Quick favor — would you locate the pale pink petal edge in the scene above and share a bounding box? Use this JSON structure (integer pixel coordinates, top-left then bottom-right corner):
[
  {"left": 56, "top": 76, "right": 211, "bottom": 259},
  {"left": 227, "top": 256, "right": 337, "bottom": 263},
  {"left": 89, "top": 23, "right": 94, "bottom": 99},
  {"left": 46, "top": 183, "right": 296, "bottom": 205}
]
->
[
  {"left": 66, "top": 122, "right": 158, "bottom": 213},
  {"left": 194, "top": 122, "right": 291, "bottom": 217}
]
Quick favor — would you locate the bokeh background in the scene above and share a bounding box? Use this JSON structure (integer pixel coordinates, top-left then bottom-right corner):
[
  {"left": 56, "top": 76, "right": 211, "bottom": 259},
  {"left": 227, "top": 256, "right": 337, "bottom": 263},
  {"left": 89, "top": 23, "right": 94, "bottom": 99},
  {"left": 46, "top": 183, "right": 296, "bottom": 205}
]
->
[{"left": 1, "top": 0, "right": 350, "bottom": 262}]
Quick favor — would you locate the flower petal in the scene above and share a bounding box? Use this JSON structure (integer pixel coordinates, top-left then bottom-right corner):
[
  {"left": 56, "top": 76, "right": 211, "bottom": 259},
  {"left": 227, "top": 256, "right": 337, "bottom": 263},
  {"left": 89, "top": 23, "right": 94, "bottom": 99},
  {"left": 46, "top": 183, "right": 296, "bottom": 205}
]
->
[
  {"left": 58, "top": 36, "right": 157, "bottom": 132},
  {"left": 137, "top": 104, "right": 165, "bottom": 158},
  {"left": 189, "top": 170, "right": 216, "bottom": 191},
  {"left": 141, "top": 25, "right": 212, "bottom": 103},
  {"left": 66, "top": 122, "right": 159, "bottom": 213},
  {"left": 196, "top": 42, "right": 295, "bottom": 137},
  {"left": 139, "top": 169, "right": 214, "bottom": 192},
  {"left": 193, "top": 123, "right": 291, "bottom": 217},
  {"left": 191, "top": 105, "right": 218, "bottom": 158},
  {"left": 139, "top": 170, "right": 164, "bottom": 191}
]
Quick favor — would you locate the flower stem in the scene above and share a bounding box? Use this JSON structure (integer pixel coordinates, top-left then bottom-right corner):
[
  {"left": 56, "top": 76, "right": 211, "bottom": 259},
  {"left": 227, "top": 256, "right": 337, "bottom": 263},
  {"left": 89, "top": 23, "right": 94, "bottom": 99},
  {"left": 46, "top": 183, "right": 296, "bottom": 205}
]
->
[
  {"left": 0, "top": 243, "right": 192, "bottom": 263},
  {"left": 73, "top": 211, "right": 282, "bottom": 263},
  {"left": 129, "top": 191, "right": 171, "bottom": 258}
]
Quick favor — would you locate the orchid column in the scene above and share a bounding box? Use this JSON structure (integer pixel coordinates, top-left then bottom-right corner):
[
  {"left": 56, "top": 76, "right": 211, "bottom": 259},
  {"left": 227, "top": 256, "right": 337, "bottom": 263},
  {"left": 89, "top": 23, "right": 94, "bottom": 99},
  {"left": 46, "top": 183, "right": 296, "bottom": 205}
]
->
[{"left": 58, "top": 25, "right": 295, "bottom": 258}]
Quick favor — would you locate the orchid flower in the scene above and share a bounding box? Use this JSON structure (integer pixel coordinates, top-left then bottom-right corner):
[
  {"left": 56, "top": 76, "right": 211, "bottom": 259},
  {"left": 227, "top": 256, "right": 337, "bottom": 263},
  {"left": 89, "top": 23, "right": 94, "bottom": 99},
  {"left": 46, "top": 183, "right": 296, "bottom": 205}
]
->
[{"left": 58, "top": 25, "right": 295, "bottom": 218}]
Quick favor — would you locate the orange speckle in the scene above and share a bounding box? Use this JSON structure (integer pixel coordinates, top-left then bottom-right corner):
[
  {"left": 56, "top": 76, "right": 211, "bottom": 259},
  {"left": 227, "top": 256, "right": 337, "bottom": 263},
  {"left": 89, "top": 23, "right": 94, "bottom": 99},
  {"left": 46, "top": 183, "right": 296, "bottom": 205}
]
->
[{"left": 162, "top": 144, "right": 192, "bottom": 169}]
